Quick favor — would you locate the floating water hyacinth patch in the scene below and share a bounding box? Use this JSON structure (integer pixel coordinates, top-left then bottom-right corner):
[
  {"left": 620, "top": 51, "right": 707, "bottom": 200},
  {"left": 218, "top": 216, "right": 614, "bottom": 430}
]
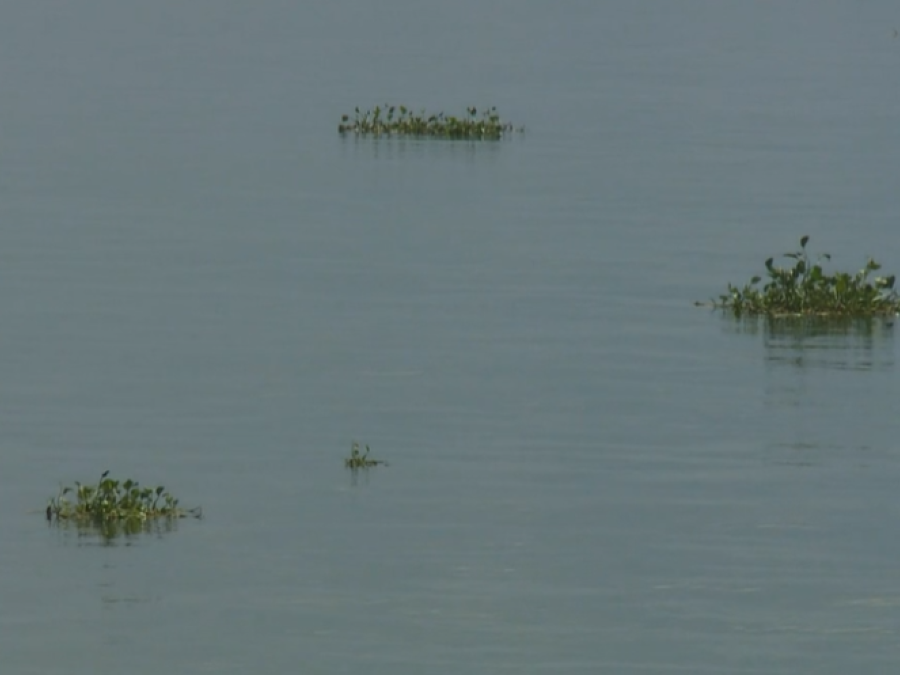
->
[
  {"left": 699, "top": 236, "right": 900, "bottom": 317},
  {"left": 338, "top": 105, "right": 522, "bottom": 139},
  {"left": 46, "top": 470, "right": 201, "bottom": 529},
  {"left": 345, "top": 441, "right": 386, "bottom": 469}
]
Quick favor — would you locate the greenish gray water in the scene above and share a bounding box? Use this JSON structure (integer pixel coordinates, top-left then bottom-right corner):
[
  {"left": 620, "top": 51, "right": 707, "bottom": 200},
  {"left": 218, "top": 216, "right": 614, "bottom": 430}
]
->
[{"left": 1, "top": 1, "right": 900, "bottom": 673}]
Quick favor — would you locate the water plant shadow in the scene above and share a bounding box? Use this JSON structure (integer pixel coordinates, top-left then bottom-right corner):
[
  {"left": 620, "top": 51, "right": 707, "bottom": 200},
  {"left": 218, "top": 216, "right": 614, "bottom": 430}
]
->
[
  {"left": 723, "top": 314, "right": 895, "bottom": 338},
  {"left": 723, "top": 313, "right": 895, "bottom": 371},
  {"left": 761, "top": 315, "right": 894, "bottom": 372},
  {"left": 51, "top": 512, "right": 185, "bottom": 546}
]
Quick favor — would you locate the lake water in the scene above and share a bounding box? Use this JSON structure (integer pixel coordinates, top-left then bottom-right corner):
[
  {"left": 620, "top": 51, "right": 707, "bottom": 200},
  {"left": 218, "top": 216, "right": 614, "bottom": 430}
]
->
[{"left": 2, "top": 1, "right": 900, "bottom": 673}]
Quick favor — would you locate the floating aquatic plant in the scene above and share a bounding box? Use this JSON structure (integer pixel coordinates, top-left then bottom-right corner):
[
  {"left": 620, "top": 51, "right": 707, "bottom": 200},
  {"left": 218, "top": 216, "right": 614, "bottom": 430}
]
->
[
  {"left": 701, "top": 236, "right": 900, "bottom": 317},
  {"left": 46, "top": 470, "right": 201, "bottom": 529},
  {"left": 338, "top": 105, "right": 521, "bottom": 139},
  {"left": 344, "top": 441, "right": 386, "bottom": 469}
]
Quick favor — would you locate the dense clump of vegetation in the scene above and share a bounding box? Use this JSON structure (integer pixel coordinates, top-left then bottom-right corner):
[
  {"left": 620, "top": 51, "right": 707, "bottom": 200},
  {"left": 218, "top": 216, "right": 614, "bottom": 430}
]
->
[
  {"left": 46, "top": 470, "right": 201, "bottom": 528},
  {"left": 338, "top": 105, "right": 521, "bottom": 138},
  {"left": 345, "top": 441, "right": 386, "bottom": 469},
  {"left": 703, "top": 236, "right": 900, "bottom": 317}
]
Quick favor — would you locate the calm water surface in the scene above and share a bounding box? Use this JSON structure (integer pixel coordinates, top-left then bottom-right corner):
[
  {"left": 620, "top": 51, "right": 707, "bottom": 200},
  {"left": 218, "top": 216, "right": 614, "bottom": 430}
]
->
[{"left": 1, "top": 2, "right": 900, "bottom": 673}]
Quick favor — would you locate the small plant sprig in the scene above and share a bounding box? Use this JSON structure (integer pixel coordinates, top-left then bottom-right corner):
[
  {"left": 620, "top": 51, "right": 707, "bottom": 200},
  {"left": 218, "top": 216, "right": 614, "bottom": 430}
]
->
[
  {"left": 344, "top": 441, "right": 386, "bottom": 469},
  {"left": 338, "top": 105, "right": 522, "bottom": 139},
  {"left": 703, "top": 236, "right": 900, "bottom": 317},
  {"left": 46, "top": 470, "right": 201, "bottom": 527}
]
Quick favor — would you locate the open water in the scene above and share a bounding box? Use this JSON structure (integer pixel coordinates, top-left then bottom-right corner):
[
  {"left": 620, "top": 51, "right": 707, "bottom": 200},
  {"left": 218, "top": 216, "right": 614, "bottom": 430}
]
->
[{"left": 1, "top": 2, "right": 900, "bottom": 673}]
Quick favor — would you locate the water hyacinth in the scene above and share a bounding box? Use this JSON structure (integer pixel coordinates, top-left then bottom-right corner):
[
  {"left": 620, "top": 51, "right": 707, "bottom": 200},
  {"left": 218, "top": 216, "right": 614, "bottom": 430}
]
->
[
  {"left": 701, "top": 236, "right": 900, "bottom": 317},
  {"left": 46, "top": 470, "right": 201, "bottom": 528},
  {"left": 338, "top": 105, "right": 522, "bottom": 139},
  {"left": 344, "top": 441, "right": 386, "bottom": 469}
]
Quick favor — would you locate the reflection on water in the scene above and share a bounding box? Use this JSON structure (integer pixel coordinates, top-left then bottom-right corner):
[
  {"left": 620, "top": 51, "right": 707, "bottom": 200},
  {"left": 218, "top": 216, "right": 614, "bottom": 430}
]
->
[
  {"left": 724, "top": 315, "right": 895, "bottom": 371},
  {"left": 101, "top": 594, "right": 157, "bottom": 608},
  {"left": 338, "top": 134, "right": 508, "bottom": 163},
  {"left": 760, "top": 440, "right": 885, "bottom": 469},
  {"left": 763, "top": 316, "right": 895, "bottom": 372},
  {"left": 50, "top": 516, "right": 184, "bottom": 547},
  {"left": 723, "top": 315, "right": 898, "bottom": 469},
  {"left": 99, "top": 563, "right": 161, "bottom": 609}
]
